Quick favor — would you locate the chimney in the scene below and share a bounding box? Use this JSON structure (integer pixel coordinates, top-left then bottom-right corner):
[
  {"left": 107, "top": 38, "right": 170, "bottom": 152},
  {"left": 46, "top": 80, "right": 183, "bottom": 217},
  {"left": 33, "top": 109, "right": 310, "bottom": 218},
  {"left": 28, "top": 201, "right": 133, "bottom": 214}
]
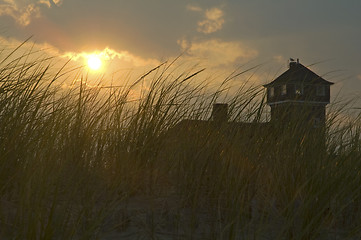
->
[
  {"left": 212, "top": 103, "right": 228, "bottom": 123},
  {"left": 289, "top": 58, "right": 299, "bottom": 68}
]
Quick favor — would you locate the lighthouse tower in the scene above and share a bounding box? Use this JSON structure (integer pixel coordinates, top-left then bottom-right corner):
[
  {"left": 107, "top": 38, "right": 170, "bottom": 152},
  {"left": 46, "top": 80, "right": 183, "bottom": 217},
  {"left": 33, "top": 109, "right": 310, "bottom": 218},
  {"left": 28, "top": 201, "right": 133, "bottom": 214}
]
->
[{"left": 263, "top": 59, "right": 334, "bottom": 127}]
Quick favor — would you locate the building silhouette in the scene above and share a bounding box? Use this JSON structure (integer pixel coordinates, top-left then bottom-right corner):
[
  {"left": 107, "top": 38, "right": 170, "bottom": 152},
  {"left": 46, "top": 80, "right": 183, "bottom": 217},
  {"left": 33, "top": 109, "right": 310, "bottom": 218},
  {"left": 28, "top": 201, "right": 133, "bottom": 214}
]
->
[
  {"left": 264, "top": 59, "right": 333, "bottom": 127},
  {"left": 166, "top": 59, "right": 333, "bottom": 157}
]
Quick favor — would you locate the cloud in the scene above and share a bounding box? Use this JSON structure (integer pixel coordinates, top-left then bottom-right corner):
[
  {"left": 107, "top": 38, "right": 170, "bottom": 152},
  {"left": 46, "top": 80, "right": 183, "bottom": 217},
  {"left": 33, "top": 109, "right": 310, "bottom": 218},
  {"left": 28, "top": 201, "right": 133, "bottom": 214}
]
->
[
  {"left": 0, "top": 0, "right": 63, "bottom": 26},
  {"left": 0, "top": 35, "right": 62, "bottom": 61},
  {"left": 0, "top": 35, "right": 163, "bottom": 93},
  {"left": 198, "top": 7, "right": 225, "bottom": 34},
  {"left": 187, "top": 5, "right": 225, "bottom": 34},
  {"left": 37, "top": 0, "right": 51, "bottom": 8},
  {"left": 0, "top": 35, "right": 160, "bottom": 75},
  {"left": 178, "top": 39, "right": 258, "bottom": 68},
  {"left": 63, "top": 47, "right": 160, "bottom": 68},
  {"left": 52, "top": 0, "right": 63, "bottom": 6},
  {"left": 186, "top": 4, "right": 202, "bottom": 12}
]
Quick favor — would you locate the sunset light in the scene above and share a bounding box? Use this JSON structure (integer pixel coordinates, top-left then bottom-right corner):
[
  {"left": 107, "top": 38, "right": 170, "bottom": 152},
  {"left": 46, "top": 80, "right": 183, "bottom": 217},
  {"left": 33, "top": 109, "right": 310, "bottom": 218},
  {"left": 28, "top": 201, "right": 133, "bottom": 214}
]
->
[
  {"left": 2, "top": 1, "right": 361, "bottom": 238},
  {"left": 87, "top": 55, "right": 102, "bottom": 71}
]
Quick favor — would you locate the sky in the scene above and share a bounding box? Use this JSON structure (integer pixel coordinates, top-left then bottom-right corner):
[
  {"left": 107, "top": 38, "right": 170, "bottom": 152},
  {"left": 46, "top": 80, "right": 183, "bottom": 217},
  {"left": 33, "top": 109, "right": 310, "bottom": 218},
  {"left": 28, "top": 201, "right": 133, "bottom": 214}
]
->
[{"left": 1, "top": 0, "right": 361, "bottom": 101}]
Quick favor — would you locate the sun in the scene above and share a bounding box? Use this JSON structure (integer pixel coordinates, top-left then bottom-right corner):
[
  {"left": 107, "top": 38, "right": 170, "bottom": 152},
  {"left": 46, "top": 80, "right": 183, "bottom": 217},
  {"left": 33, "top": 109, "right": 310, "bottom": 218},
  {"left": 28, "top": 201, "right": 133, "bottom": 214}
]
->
[{"left": 87, "top": 55, "right": 102, "bottom": 71}]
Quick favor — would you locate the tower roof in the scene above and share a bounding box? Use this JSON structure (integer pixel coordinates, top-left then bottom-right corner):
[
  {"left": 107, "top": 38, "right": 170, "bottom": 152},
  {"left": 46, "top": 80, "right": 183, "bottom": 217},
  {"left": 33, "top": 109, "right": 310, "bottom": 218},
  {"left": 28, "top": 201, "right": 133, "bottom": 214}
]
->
[{"left": 263, "top": 62, "right": 334, "bottom": 88}]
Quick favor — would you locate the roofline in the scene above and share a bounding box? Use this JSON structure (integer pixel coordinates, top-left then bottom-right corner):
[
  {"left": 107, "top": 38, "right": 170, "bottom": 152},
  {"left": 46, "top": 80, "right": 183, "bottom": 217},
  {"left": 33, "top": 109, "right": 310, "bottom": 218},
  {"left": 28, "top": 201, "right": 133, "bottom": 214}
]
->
[
  {"left": 263, "top": 62, "right": 334, "bottom": 87},
  {"left": 263, "top": 81, "right": 334, "bottom": 88},
  {"left": 267, "top": 100, "right": 330, "bottom": 106}
]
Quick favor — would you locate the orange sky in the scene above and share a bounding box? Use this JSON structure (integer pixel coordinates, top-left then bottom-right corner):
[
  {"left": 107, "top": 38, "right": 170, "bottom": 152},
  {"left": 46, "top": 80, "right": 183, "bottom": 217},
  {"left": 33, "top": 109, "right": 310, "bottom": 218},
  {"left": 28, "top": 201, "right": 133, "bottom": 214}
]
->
[{"left": 0, "top": 0, "right": 360, "bottom": 101}]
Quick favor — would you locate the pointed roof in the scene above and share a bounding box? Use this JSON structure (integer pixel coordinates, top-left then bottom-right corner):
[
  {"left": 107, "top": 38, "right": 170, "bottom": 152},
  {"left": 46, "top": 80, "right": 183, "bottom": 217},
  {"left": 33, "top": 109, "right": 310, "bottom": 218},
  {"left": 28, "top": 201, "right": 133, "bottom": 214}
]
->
[{"left": 263, "top": 62, "right": 334, "bottom": 87}]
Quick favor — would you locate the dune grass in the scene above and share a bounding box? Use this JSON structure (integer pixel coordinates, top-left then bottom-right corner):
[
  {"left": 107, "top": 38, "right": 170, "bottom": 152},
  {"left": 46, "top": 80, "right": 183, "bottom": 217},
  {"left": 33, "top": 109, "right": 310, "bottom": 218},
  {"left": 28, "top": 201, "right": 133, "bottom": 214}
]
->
[{"left": 0, "top": 45, "right": 360, "bottom": 239}]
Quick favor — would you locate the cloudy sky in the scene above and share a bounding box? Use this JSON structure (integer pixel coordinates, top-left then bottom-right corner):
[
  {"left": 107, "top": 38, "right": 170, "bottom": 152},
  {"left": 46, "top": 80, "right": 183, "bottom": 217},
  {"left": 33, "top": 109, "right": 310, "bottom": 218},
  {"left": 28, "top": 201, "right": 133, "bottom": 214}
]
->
[{"left": 1, "top": 0, "right": 361, "bottom": 99}]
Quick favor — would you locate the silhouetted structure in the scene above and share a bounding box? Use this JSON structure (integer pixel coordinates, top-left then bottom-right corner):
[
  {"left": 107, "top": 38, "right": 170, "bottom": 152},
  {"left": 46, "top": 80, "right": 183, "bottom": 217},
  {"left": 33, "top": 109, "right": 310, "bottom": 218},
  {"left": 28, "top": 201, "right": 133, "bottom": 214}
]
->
[
  {"left": 212, "top": 103, "right": 228, "bottom": 123},
  {"left": 166, "top": 59, "right": 333, "bottom": 156},
  {"left": 264, "top": 59, "right": 333, "bottom": 127}
]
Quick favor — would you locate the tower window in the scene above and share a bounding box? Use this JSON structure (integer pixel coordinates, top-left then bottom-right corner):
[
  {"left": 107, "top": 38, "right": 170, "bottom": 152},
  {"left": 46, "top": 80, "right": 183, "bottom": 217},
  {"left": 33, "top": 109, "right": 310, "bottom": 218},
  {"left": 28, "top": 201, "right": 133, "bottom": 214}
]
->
[
  {"left": 269, "top": 87, "right": 274, "bottom": 97},
  {"left": 281, "top": 84, "right": 287, "bottom": 95},
  {"left": 316, "top": 86, "right": 325, "bottom": 96},
  {"left": 295, "top": 84, "right": 303, "bottom": 95}
]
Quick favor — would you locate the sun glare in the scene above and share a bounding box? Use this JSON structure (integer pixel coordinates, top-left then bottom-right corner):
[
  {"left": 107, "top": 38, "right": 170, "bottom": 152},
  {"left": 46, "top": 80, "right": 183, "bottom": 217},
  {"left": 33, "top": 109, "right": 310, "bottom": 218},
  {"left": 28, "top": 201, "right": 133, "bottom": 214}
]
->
[{"left": 87, "top": 55, "right": 102, "bottom": 71}]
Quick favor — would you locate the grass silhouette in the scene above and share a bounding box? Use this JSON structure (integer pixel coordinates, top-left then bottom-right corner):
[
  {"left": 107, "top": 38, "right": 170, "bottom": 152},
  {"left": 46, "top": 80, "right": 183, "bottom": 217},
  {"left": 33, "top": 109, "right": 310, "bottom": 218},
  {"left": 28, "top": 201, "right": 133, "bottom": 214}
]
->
[{"left": 0, "top": 44, "right": 360, "bottom": 239}]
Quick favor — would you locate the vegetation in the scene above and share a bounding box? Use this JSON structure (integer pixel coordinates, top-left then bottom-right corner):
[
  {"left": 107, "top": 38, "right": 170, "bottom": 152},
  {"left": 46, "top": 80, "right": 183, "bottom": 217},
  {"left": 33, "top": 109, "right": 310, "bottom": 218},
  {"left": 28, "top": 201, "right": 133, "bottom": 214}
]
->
[{"left": 0, "top": 45, "right": 360, "bottom": 239}]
